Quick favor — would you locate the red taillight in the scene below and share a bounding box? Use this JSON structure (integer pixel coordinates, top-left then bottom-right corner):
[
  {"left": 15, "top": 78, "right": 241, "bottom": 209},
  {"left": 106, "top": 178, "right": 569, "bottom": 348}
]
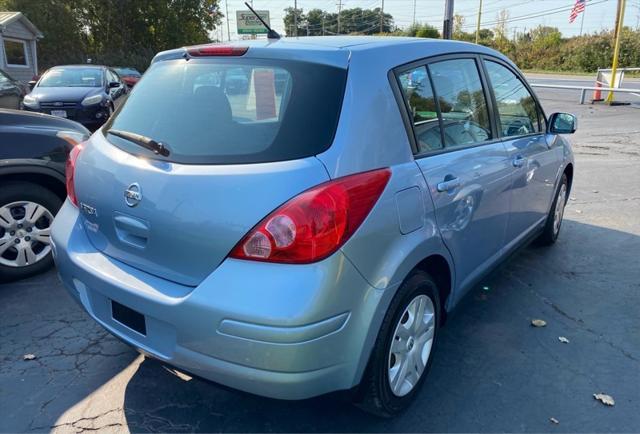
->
[
  {"left": 65, "top": 144, "right": 83, "bottom": 207},
  {"left": 187, "top": 45, "right": 248, "bottom": 57},
  {"left": 229, "top": 168, "right": 391, "bottom": 264}
]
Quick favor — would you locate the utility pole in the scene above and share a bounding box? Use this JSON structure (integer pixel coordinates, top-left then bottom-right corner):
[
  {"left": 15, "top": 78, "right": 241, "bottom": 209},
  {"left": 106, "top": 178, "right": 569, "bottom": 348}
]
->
[
  {"left": 443, "top": 0, "right": 454, "bottom": 39},
  {"left": 607, "top": 0, "right": 626, "bottom": 104},
  {"left": 225, "top": 0, "right": 231, "bottom": 41},
  {"left": 337, "top": 0, "right": 343, "bottom": 34},
  {"left": 293, "top": 0, "right": 298, "bottom": 37},
  {"left": 412, "top": 0, "right": 417, "bottom": 27},
  {"left": 322, "top": 12, "right": 326, "bottom": 35},
  {"left": 380, "top": 0, "right": 385, "bottom": 34},
  {"left": 613, "top": 0, "right": 622, "bottom": 37},
  {"left": 475, "top": 0, "right": 483, "bottom": 44}
]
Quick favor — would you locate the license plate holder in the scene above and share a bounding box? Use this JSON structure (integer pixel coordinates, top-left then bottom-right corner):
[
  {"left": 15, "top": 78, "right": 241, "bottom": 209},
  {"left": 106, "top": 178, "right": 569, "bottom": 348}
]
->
[
  {"left": 111, "top": 300, "right": 146, "bottom": 335},
  {"left": 50, "top": 110, "right": 67, "bottom": 118}
]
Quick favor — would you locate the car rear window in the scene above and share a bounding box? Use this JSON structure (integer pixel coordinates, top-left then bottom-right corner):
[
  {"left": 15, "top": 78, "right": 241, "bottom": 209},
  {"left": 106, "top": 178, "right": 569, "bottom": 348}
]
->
[{"left": 104, "top": 57, "right": 347, "bottom": 164}]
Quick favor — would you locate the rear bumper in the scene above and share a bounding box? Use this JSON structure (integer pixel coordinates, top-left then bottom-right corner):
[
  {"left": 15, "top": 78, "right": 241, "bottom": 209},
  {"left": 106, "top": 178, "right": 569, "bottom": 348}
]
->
[{"left": 51, "top": 201, "right": 391, "bottom": 399}]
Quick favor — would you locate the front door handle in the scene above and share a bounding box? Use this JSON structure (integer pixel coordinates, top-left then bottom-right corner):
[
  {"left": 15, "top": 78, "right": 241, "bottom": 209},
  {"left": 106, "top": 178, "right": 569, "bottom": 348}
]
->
[
  {"left": 437, "top": 176, "right": 460, "bottom": 192},
  {"left": 512, "top": 155, "right": 527, "bottom": 168}
]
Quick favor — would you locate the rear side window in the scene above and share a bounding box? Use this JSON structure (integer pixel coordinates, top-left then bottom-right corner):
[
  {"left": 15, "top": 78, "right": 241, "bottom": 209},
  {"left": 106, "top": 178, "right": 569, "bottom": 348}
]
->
[
  {"left": 398, "top": 66, "right": 443, "bottom": 153},
  {"left": 105, "top": 58, "right": 347, "bottom": 164},
  {"left": 484, "top": 60, "right": 541, "bottom": 137},
  {"left": 107, "top": 69, "right": 118, "bottom": 84},
  {"left": 428, "top": 59, "right": 492, "bottom": 148}
]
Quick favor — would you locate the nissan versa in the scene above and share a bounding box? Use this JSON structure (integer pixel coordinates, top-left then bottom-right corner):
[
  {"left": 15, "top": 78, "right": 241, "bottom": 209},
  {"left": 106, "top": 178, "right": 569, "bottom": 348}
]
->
[{"left": 51, "top": 37, "right": 576, "bottom": 416}]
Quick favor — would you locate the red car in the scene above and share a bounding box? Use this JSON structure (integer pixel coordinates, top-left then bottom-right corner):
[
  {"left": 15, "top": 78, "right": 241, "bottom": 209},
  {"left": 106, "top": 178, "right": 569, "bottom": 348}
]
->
[{"left": 113, "top": 67, "right": 142, "bottom": 88}]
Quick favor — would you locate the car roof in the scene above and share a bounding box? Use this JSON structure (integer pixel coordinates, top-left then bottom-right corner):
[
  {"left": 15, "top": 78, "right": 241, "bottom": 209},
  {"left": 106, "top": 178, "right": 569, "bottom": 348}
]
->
[{"left": 154, "top": 36, "right": 512, "bottom": 70}]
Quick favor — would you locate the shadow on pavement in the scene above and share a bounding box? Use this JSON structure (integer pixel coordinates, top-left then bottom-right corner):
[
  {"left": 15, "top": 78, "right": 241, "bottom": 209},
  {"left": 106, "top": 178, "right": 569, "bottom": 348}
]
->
[{"left": 1, "top": 220, "right": 638, "bottom": 432}]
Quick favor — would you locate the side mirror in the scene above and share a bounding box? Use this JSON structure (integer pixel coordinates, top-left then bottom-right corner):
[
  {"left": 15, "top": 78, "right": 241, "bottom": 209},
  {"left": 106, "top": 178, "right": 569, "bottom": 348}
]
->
[
  {"left": 28, "top": 80, "right": 37, "bottom": 90},
  {"left": 548, "top": 112, "right": 577, "bottom": 134},
  {"left": 108, "top": 81, "right": 120, "bottom": 88}
]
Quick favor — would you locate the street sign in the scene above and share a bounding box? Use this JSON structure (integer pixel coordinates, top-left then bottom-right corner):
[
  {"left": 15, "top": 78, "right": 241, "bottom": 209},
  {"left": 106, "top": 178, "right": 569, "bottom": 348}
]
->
[{"left": 236, "top": 10, "right": 270, "bottom": 35}]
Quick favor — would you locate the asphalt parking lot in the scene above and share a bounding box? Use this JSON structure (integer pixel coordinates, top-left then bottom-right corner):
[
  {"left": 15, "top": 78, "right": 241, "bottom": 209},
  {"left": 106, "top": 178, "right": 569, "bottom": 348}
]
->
[{"left": 1, "top": 75, "right": 639, "bottom": 433}]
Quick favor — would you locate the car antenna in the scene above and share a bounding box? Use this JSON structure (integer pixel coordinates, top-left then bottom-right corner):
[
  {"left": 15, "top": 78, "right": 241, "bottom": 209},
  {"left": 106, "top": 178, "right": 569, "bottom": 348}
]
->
[{"left": 244, "top": 2, "right": 280, "bottom": 40}]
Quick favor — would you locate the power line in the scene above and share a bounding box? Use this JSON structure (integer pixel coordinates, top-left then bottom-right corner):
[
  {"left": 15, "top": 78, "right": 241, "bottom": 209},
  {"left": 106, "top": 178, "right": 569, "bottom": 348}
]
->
[{"left": 460, "top": 0, "right": 613, "bottom": 29}]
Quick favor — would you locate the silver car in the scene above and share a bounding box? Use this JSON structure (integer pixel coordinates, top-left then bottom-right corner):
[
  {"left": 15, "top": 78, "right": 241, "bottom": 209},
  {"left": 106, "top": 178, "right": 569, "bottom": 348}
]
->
[{"left": 51, "top": 37, "right": 576, "bottom": 416}]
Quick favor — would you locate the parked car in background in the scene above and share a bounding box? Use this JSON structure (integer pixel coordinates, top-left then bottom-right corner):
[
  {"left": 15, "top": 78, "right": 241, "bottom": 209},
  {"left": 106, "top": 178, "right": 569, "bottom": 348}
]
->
[
  {"left": 0, "top": 109, "right": 89, "bottom": 282},
  {"left": 113, "top": 67, "right": 142, "bottom": 88},
  {"left": 28, "top": 74, "right": 41, "bottom": 91},
  {"left": 0, "top": 68, "right": 27, "bottom": 109},
  {"left": 22, "top": 65, "right": 126, "bottom": 128},
  {"left": 52, "top": 37, "right": 576, "bottom": 417},
  {"left": 223, "top": 67, "right": 249, "bottom": 94}
]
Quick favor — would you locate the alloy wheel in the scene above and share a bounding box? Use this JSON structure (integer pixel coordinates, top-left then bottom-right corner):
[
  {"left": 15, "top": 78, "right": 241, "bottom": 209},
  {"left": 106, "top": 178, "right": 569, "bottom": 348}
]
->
[{"left": 0, "top": 201, "right": 54, "bottom": 267}]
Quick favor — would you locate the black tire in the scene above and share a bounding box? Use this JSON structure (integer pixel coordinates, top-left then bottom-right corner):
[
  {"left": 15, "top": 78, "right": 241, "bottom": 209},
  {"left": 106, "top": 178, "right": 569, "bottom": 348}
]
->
[
  {"left": 0, "top": 181, "right": 62, "bottom": 283},
  {"left": 537, "top": 173, "right": 569, "bottom": 246},
  {"left": 355, "top": 270, "right": 441, "bottom": 417}
]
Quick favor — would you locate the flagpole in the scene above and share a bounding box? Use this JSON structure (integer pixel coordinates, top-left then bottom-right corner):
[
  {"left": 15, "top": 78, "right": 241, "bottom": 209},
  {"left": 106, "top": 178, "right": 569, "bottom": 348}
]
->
[{"left": 579, "top": 3, "right": 586, "bottom": 36}]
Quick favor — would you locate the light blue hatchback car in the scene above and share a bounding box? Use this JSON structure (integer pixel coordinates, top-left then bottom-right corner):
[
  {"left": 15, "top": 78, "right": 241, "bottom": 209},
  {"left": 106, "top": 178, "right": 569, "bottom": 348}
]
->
[{"left": 52, "top": 36, "right": 576, "bottom": 416}]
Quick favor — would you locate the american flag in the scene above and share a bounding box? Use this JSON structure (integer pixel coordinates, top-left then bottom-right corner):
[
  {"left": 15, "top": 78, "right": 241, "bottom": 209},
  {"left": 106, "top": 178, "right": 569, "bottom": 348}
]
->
[{"left": 569, "top": 0, "right": 586, "bottom": 23}]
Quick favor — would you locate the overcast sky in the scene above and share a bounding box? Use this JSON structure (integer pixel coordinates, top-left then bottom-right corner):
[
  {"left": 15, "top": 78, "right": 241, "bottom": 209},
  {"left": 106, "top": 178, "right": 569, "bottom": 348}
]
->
[{"left": 215, "top": 0, "right": 640, "bottom": 40}]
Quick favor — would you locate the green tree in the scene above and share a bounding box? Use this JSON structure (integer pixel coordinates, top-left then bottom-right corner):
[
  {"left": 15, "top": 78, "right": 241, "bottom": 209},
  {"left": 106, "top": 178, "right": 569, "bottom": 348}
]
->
[
  {"left": 282, "top": 6, "right": 393, "bottom": 36},
  {"left": 79, "top": 0, "right": 222, "bottom": 70},
  {"left": 283, "top": 6, "right": 306, "bottom": 36},
  {"left": 405, "top": 23, "right": 440, "bottom": 38},
  {"left": 0, "top": 0, "right": 222, "bottom": 72}
]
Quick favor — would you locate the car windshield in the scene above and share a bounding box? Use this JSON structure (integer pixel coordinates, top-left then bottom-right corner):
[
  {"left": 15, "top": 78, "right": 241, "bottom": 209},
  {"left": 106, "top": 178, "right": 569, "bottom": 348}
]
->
[
  {"left": 114, "top": 67, "right": 140, "bottom": 77},
  {"left": 105, "top": 57, "right": 347, "bottom": 164},
  {"left": 39, "top": 68, "right": 103, "bottom": 88}
]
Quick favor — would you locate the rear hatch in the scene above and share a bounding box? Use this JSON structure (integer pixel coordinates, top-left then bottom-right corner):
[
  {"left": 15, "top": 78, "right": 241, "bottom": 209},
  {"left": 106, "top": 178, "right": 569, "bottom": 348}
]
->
[{"left": 73, "top": 47, "right": 348, "bottom": 286}]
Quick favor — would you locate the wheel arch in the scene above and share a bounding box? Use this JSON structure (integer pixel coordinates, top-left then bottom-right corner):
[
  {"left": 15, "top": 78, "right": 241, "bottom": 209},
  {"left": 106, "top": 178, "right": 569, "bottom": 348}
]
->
[
  {"left": 351, "top": 251, "right": 455, "bottom": 389},
  {"left": 414, "top": 254, "right": 453, "bottom": 325},
  {"left": 564, "top": 162, "right": 574, "bottom": 194},
  {"left": 0, "top": 166, "right": 66, "bottom": 201}
]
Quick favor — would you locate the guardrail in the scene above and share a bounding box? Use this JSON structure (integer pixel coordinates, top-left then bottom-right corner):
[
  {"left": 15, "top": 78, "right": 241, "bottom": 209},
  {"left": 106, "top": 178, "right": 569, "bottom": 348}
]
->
[
  {"left": 530, "top": 83, "right": 640, "bottom": 104},
  {"left": 598, "top": 67, "right": 640, "bottom": 73}
]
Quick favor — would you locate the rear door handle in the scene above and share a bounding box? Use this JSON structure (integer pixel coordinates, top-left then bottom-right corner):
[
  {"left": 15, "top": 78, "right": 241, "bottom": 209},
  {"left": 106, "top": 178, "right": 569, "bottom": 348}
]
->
[
  {"left": 437, "top": 177, "right": 460, "bottom": 192},
  {"left": 512, "top": 155, "right": 527, "bottom": 168}
]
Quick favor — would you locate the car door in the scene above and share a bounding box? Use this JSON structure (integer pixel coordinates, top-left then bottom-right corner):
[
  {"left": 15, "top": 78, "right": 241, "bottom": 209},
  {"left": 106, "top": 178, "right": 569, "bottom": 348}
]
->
[
  {"left": 0, "top": 70, "right": 21, "bottom": 109},
  {"left": 482, "top": 58, "right": 560, "bottom": 246},
  {"left": 395, "top": 56, "right": 512, "bottom": 293}
]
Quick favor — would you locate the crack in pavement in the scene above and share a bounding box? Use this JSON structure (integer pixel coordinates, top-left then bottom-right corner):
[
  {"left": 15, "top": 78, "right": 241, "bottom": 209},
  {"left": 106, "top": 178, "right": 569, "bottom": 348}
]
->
[
  {"left": 506, "top": 269, "right": 640, "bottom": 364},
  {"left": 38, "top": 408, "right": 126, "bottom": 433}
]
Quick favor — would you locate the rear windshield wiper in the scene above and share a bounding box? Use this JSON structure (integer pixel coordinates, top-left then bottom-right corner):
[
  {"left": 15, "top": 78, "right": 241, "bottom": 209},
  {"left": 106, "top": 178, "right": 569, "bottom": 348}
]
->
[{"left": 106, "top": 129, "right": 171, "bottom": 157}]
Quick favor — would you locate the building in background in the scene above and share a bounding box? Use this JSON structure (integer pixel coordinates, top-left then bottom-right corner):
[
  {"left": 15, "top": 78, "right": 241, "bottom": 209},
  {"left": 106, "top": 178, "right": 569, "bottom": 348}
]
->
[{"left": 0, "top": 12, "right": 43, "bottom": 83}]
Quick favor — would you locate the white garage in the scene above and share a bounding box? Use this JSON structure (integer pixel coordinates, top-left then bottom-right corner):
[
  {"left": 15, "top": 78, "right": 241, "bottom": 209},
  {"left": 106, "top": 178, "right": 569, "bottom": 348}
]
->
[{"left": 0, "top": 11, "right": 43, "bottom": 83}]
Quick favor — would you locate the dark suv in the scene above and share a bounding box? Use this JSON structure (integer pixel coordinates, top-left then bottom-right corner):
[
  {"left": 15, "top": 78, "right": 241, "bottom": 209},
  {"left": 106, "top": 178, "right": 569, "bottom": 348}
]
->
[{"left": 0, "top": 109, "right": 89, "bottom": 281}]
